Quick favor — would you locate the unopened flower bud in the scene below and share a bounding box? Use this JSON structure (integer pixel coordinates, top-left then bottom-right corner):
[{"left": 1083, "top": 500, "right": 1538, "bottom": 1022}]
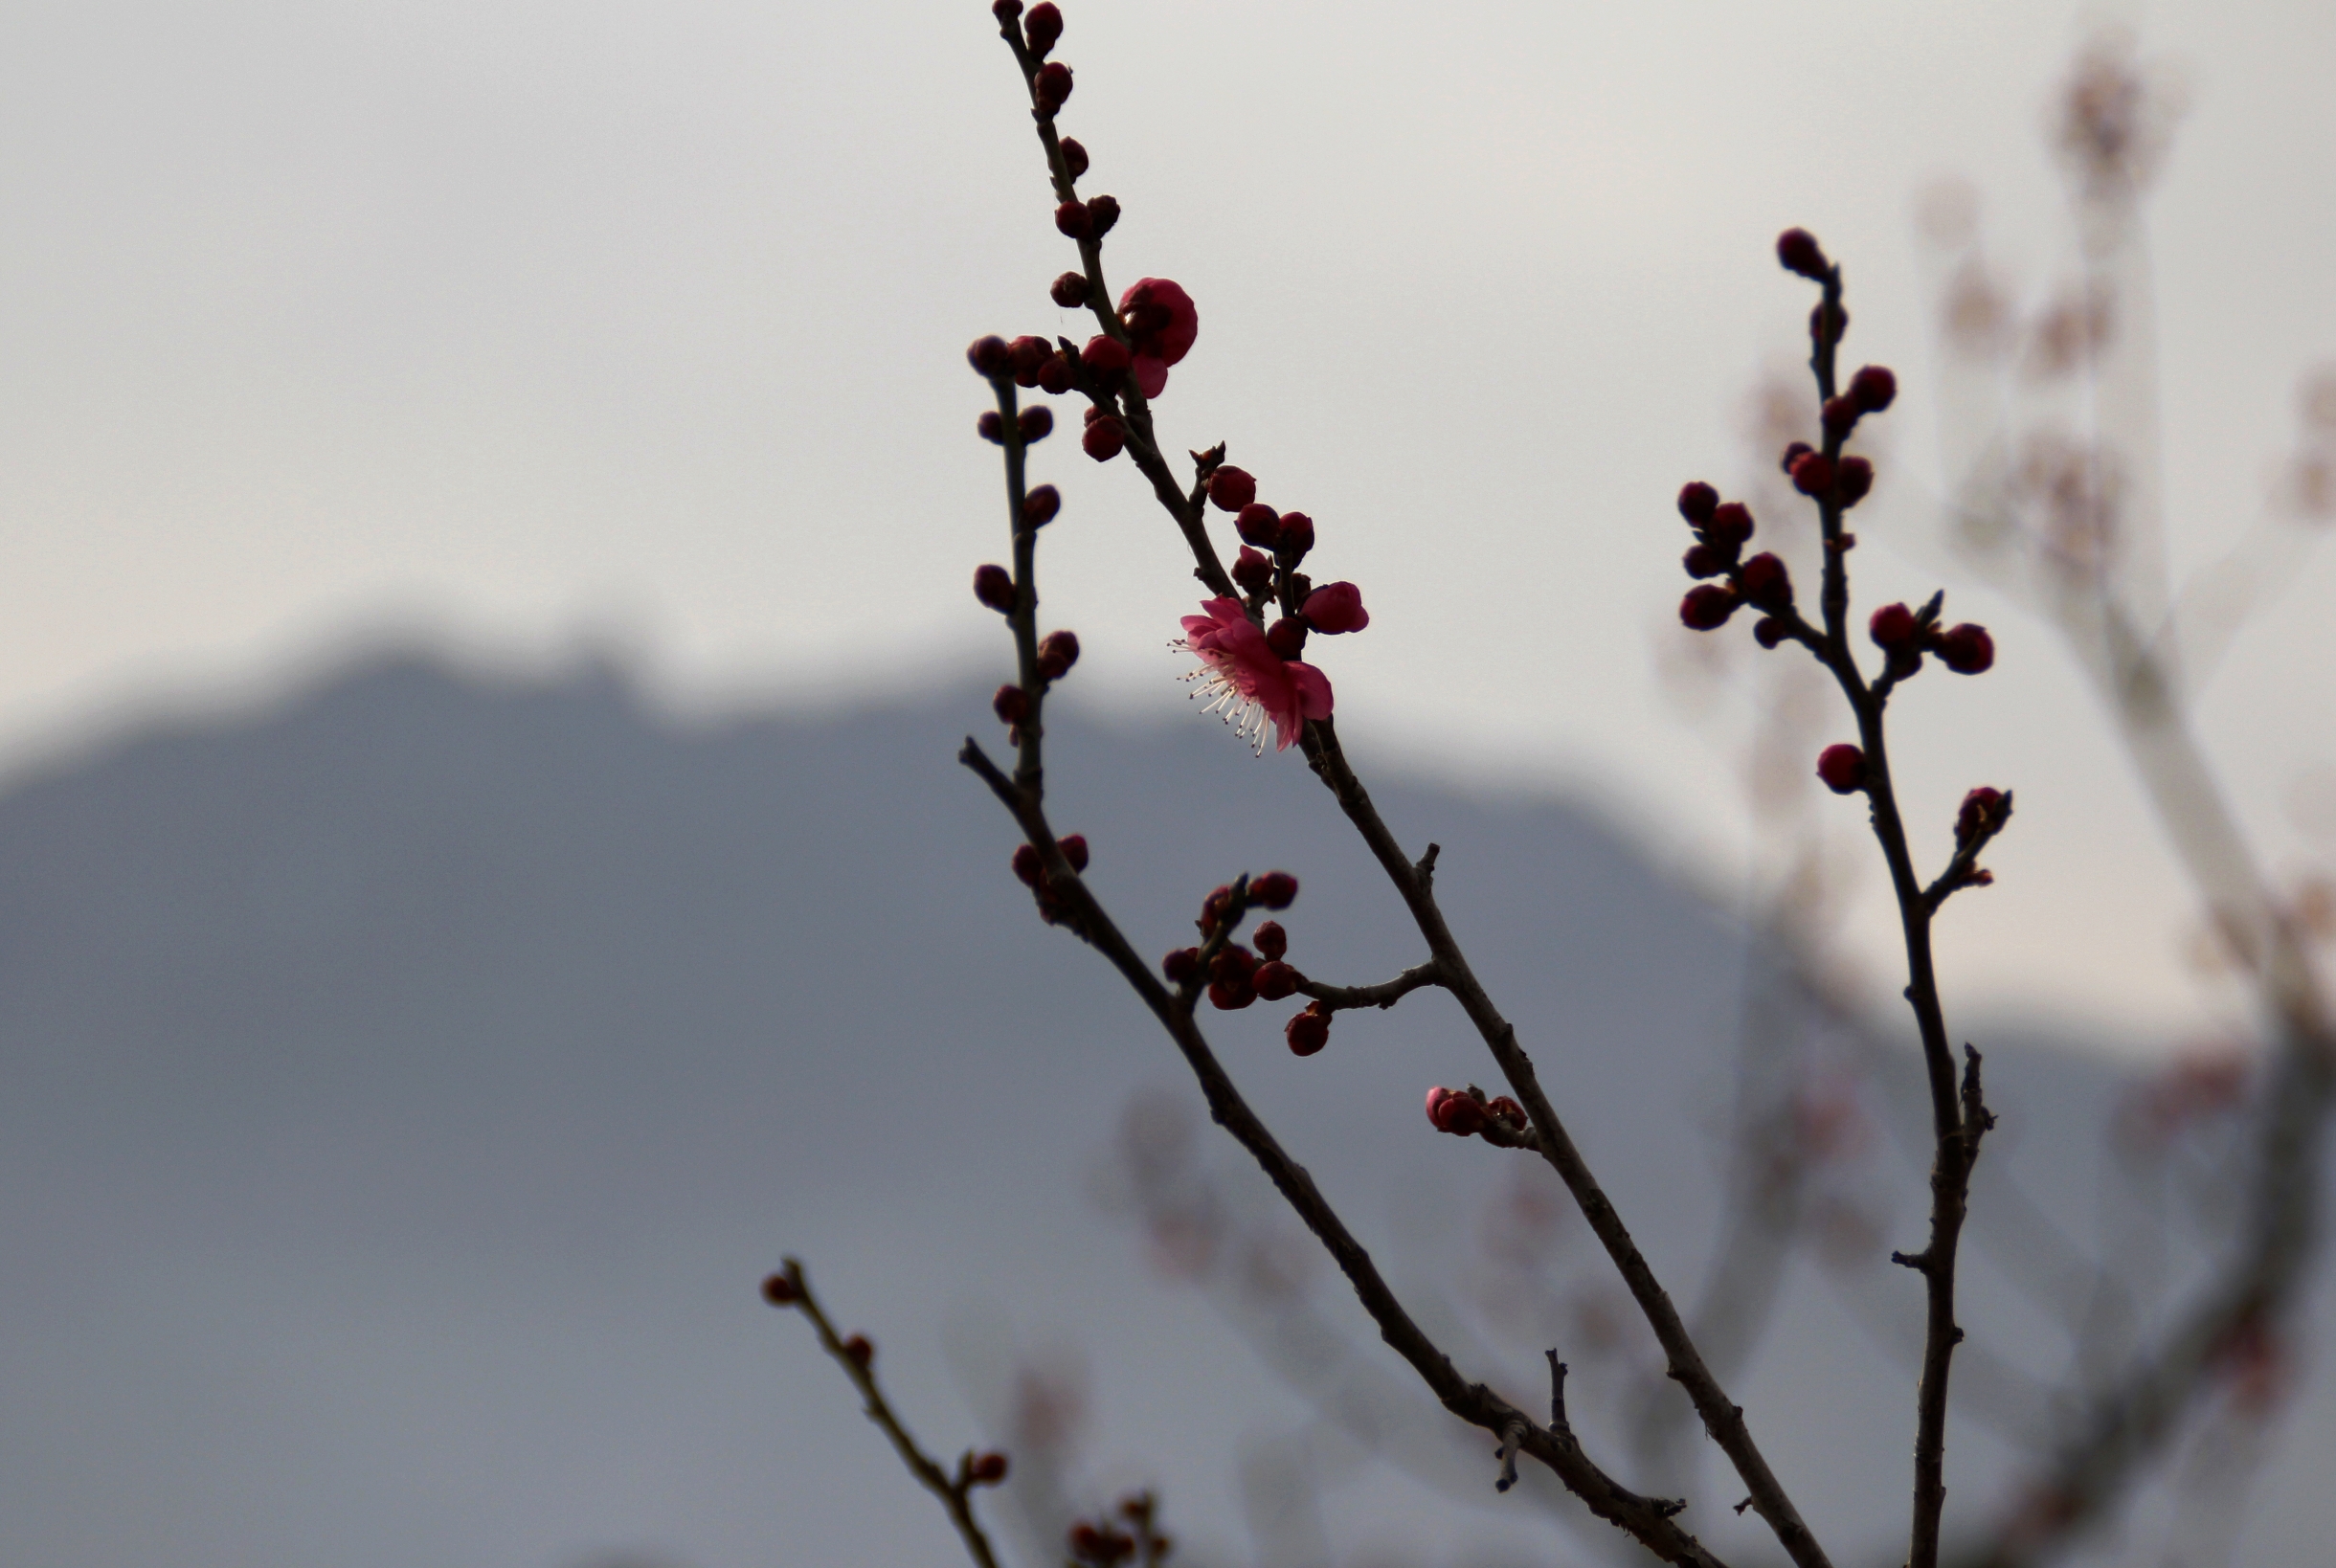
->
[
  {"left": 1790, "top": 451, "right": 1836, "bottom": 496},
  {"left": 1034, "top": 352, "right": 1073, "bottom": 394},
  {"left": 1235, "top": 503, "right": 1280, "bottom": 548},
  {"left": 1034, "top": 59, "right": 1072, "bottom": 111},
  {"left": 1252, "top": 920, "right": 1288, "bottom": 961},
  {"left": 1085, "top": 194, "right": 1120, "bottom": 237},
  {"left": 969, "top": 1452, "right": 1010, "bottom": 1485},
  {"left": 1249, "top": 870, "right": 1299, "bottom": 908},
  {"left": 1011, "top": 842, "right": 1043, "bottom": 886},
  {"left": 1162, "top": 947, "right": 1202, "bottom": 984},
  {"left": 842, "top": 1333, "right": 874, "bottom": 1369},
  {"left": 1753, "top": 616, "right": 1787, "bottom": 649},
  {"left": 1231, "top": 546, "right": 1274, "bottom": 594},
  {"left": 1207, "top": 465, "right": 1256, "bottom": 512},
  {"left": 1053, "top": 199, "right": 1090, "bottom": 237},
  {"left": 1817, "top": 743, "right": 1868, "bottom": 795},
  {"left": 1777, "top": 227, "right": 1830, "bottom": 280},
  {"left": 1037, "top": 629, "right": 1081, "bottom": 679},
  {"left": 1057, "top": 832, "right": 1089, "bottom": 871},
  {"left": 1301, "top": 582, "right": 1368, "bottom": 635},
  {"left": 1253, "top": 961, "right": 1297, "bottom": 1001},
  {"left": 1822, "top": 395, "right": 1860, "bottom": 440},
  {"left": 968, "top": 336, "right": 1012, "bottom": 378},
  {"left": 1870, "top": 602, "right": 1917, "bottom": 647},
  {"left": 994, "top": 683, "right": 1030, "bottom": 726},
  {"left": 1486, "top": 1096, "right": 1526, "bottom": 1130},
  {"left": 1677, "top": 481, "right": 1719, "bottom": 526},
  {"left": 1023, "top": 1, "right": 1063, "bottom": 55},
  {"left": 1057, "top": 137, "right": 1089, "bottom": 179},
  {"left": 760, "top": 1272, "right": 797, "bottom": 1306},
  {"left": 1680, "top": 582, "right": 1741, "bottom": 631},
  {"left": 1956, "top": 786, "right": 2009, "bottom": 845},
  {"left": 1286, "top": 1004, "right": 1331, "bottom": 1057},
  {"left": 1008, "top": 334, "right": 1051, "bottom": 386},
  {"left": 1081, "top": 334, "right": 1131, "bottom": 372},
  {"left": 1684, "top": 544, "right": 1724, "bottom": 579},
  {"left": 1781, "top": 440, "right": 1813, "bottom": 477},
  {"left": 1019, "top": 405, "right": 1053, "bottom": 442},
  {"left": 1937, "top": 623, "right": 1995, "bottom": 674},
  {"left": 1199, "top": 883, "right": 1235, "bottom": 934},
  {"left": 1264, "top": 616, "right": 1307, "bottom": 660},
  {"left": 1273, "top": 510, "right": 1314, "bottom": 561},
  {"left": 1848, "top": 364, "right": 1898, "bottom": 414},
  {"left": 975, "top": 563, "right": 1016, "bottom": 612},
  {"left": 991, "top": 0, "right": 1022, "bottom": 23},
  {"left": 1429, "top": 1087, "right": 1487, "bottom": 1135},
  {"left": 1082, "top": 415, "right": 1125, "bottom": 461},
  {"left": 1835, "top": 455, "right": 1874, "bottom": 506},
  {"left": 1207, "top": 977, "right": 1256, "bottom": 1010},
  {"left": 1023, "top": 484, "right": 1061, "bottom": 526},
  {"left": 1050, "top": 271, "right": 1089, "bottom": 309},
  {"left": 1739, "top": 551, "right": 1792, "bottom": 611},
  {"left": 977, "top": 411, "right": 1005, "bottom": 444},
  {"left": 1705, "top": 502, "right": 1755, "bottom": 547},
  {"left": 1208, "top": 944, "right": 1255, "bottom": 987}
]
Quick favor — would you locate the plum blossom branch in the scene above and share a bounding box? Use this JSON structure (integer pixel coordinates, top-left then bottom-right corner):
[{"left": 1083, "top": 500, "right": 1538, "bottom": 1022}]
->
[
  {"left": 760, "top": 1260, "right": 1007, "bottom": 1568},
  {"left": 1292, "top": 959, "right": 1444, "bottom": 1013}
]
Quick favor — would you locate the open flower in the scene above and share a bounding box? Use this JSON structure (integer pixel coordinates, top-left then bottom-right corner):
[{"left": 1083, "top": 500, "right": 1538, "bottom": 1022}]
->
[
  {"left": 1119, "top": 278, "right": 1199, "bottom": 398},
  {"left": 1177, "top": 596, "right": 1332, "bottom": 753}
]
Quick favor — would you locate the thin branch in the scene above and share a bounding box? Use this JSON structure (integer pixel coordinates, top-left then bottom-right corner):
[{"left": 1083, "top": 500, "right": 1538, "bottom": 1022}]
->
[
  {"left": 767, "top": 1259, "right": 1003, "bottom": 1568},
  {"left": 1294, "top": 960, "right": 1443, "bottom": 1012}
]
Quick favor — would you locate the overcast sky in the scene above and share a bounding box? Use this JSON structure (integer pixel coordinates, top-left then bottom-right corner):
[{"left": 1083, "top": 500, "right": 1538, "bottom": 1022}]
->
[{"left": 2, "top": 0, "right": 2333, "bottom": 1044}]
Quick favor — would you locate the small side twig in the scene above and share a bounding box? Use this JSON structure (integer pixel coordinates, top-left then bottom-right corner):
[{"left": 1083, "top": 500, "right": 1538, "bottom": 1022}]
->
[{"left": 1294, "top": 959, "right": 1444, "bottom": 1012}]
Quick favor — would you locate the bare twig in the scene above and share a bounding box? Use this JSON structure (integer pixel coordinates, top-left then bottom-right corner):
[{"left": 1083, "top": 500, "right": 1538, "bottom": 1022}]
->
[{"left": 1293, "top": 960, "right": 1444, "bottom": 1012}]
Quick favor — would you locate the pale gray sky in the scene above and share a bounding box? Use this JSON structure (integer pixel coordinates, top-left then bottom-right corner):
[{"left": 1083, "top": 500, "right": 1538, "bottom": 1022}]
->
[{"left": 2, "top": 0, "right": 2333, "bottom": 1043}]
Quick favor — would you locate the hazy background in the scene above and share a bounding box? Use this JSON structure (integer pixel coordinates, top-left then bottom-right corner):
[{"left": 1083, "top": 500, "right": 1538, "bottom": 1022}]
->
[{"left": 1, "top": 0, "right": 2334, "bottom": 1563}]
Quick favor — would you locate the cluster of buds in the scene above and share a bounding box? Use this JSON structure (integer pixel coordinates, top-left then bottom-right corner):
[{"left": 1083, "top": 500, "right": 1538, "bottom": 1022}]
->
[
  {"left": 1067, "top": 1492, "right": 1172, "bottom": 1566},
  {"left": 1674, "top": 482, "right": 1793, "bottom": 636},
  {"left": 1868, "top": 597, "right": 1996, "bottom": 677},
  {"left": 1010, "top": 832, "right": 1090, "bottom": 924},
  {"left": 1424, "top": 1085, "right": 1527, "bottom": 1139},
  {"left": 1200, "top": 458, "right": 1368, "bottom": 654},
  {"left": 1160, "top": 874, "right": 1333, "bottom": 1054}
]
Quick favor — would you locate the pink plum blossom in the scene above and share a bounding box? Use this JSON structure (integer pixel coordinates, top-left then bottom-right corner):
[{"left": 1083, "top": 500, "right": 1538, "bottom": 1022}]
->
[
  {"left": 1119, "top": 278, "right": 1198, "bottom": 398},
  {"left": 1177, "top": 596, "right": 1332, "bottom": 753},
  {"left": 1301, "top": 581, "right": 1370, "bottom": 634}
]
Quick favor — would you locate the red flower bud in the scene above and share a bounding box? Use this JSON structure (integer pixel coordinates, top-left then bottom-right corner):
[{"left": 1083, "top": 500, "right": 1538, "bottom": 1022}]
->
[
  {"left": 1023, "top": 2, "right": 1063, "bottom": 55},
  {"left": 1082, "top": 416, "right": 1125, "bottom": 461},
  {"left": 1037, "top": 629, "right": 1081, "bottom": 679},
  {"left": 1781, "top": 440, "right": 1813, "bottom": 477},
  {"left": 760, "top": 1272, "right": 797, "bottom": 1307},
  {"left": 1817, "top": 743, "right": 1868, "bottom": 795},
  {"left": 1233, "top": 503, "right": 1281, "bottom": 549},
  {"left": 994, "top": 683, "right": 1030, "bottom": 726},
  {"left": 1835, "top": 455, "right": 1874, "bottom": 506},
  {"left": 1264, "top": 616, "right": 1307, "bottom": 660},
  {"left": 1956, "top": 786, "right": 2009, "bottom": 845},
  {"left": 1081, "top": 334, "right": 1131, "bottom": 372},
  {"left": 1677, "top": 481, "right": 1719, "bottom": 526},
  {"left": 1050, "top": 270, "right": 1089, "bottom": 308},
  {"left": 1249, "top": 870, "right": 1298, "bottom": 908},
  {"left": 1011, "top": 842, "right": 1043, "bottom": 886},
  {"left": 1057, "top": 137, "right": 1089, "bottom": 179},
  {"left": 1231, "top": 546, "right": 1274, "bottom": 594},
  {"left": 1706, "top": 502, "right": 1755, "bottom": 547},
  {"left": 842, "top": 1333, "right": 874, "bottom": 1369},
  {"left": 1057, "top": 832, "right": 1089, "bottom": 871},
  {"left": 1790, "top": 451, "right": 1835, "bottom": 496},
  {"left": 1008, "top": 334, "right": 1051, "bottom": 385},
  {"left": 977, "top": 411, "right": 1005, "bottom": 444},
  {"left": 1034, "top": 352, "right": 1073, "bottom": 394},
  {"left": 1777, "top": 227, "right": 1829, "bottom": 280},
  {"left": 1199, "top": 884, "right": 1234, "bottom": 934},
  {"left": 1252, "top": 920, "right": 1288, "bottom": 961},
  {"left": 1053, "top": 199, "right": 1090, "bottom": 237},
  {"left": 1273, "top": 510, "right": 1314, "bottom": 561},
  {"left": 1162, "top": 947, "right": 1201, "bottom": 984},
  {"left": 967, "top": 335, "right": 1011, "bottom": 377},
  {"left": 1870, "top": 602, "right": 1917, "bottom": 647},
  {"left": 1753, "top": 616, "right": 1788, "bottom": 649},
  {"left": 1207, "top": 977, "right": 1256, "bottom": 1010},
  {"left": 1023, "top": 484, "right": 1061, "bottom": 526},
  {"left": 1428, "top": 1087, "right": 1487, "bottom": 1135},
  {"left": 991, "top": 0, "right": 1022, "bottom": 24},
  {"left": 1207, "top": 465, "right": 1256, "bottom": 512},
  {"left": 1848, "top": 364, "right": 1898, "bottom": 414},
  {"left": 1034, "top": 59, "right": 1072, "bottom": 111},
  {"left": 1680, "top": 582, "right": 1741, "bottom": 630},
  {"left": 974, "top": 563, "right": 1016, "bottom": 612},
  {"left": 1739, "top": 551, "right": 1792, "bottom": 610},
  {"left": 1019, "top": 405, "right": 1053, "bottom": 442},
  {"left": 1486, "top": 1096, "right": 1526, "bottom": 1131},
  {"left": 969, "top": 1452, "right": 1010, "bottom": 1485},
  {"left": 1252, "top": 960, "right": 1297, "bottom": 1000},
  {"left": 1301, "top": 581, "right": 1368, "bottom": 635},
  {"left": 1084, "top": 194, "right": 1120, "bottom": 237},
  {"left": 1286, "top": 1004, "right": 1331, "bottom": 1057},
  {"left": 1683, "top": 544, "right": 1724, "bottom": 579},
  {"left": 1937, "top": 623, "right": 1994, "bottom": 674},
  {"left": 1822, "top": 395, "right": 1861, "bottom": 440}
]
